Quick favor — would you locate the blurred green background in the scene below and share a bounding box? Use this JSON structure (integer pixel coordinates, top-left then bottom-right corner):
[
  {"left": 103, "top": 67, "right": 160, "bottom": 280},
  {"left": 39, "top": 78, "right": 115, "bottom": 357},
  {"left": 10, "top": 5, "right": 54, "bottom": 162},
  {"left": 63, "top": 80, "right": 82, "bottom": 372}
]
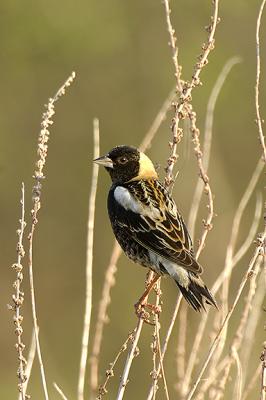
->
[{"left": 1, "top": 1, "right": 265, "bottom": 399}]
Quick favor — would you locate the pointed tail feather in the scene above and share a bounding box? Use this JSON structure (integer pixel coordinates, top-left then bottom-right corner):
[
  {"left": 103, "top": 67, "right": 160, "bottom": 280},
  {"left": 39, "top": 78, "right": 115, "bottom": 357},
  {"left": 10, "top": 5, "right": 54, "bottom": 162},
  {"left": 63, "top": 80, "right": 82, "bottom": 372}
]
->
[{"left": 176, "top": 273, "right": 218, "bottom": 312}]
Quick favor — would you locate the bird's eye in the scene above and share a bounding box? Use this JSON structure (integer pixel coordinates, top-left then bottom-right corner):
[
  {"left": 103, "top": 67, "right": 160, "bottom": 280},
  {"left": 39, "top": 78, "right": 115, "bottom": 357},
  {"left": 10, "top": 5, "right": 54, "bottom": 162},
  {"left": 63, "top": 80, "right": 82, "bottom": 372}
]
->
[{"left": 117, "top": 156, "right": 128, "bottom": 164}]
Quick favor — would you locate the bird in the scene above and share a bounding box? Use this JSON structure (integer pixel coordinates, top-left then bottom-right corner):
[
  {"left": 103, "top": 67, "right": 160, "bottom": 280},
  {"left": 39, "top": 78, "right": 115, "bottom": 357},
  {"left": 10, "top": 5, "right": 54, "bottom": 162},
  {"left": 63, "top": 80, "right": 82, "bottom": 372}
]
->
[{"left": 94, "top": 145, "right": 217, "bottom": 314}]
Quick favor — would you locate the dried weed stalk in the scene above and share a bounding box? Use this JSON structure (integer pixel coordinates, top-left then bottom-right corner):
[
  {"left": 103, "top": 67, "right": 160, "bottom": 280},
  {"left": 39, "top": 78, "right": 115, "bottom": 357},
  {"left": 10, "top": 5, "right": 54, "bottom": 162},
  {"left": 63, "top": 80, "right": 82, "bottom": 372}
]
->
[
  {"left": 78, "top": 118, "right": 100, "bottom": 400},
  {"left": 28, "top": 71, "right": 76, "bottom": 400},
  {"left": 9, "top": 183, "right": 27, "bottom": 399}
]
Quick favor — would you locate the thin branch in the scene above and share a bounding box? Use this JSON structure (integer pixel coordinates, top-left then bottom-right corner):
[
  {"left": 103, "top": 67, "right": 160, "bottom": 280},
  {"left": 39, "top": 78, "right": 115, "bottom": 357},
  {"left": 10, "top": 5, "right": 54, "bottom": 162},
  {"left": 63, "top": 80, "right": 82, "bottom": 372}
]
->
[
  {"left": 21, "top": 329, "right": 37, "bottom": 400},
  {"left": 116, "top": 317, "right": 144, "bottom": 400},
  {"left": 231, "top": 347, "right": 243, "bottom": 400},
  {"left": 255, "top": 0, "right": 266, "bottom": 163},
  {"left": 28, "top": 71, "right": 76, "bottom": 400},
  {"left": 162, "top": 0, "right": 183, "bottom": 93},
  {"left": 241, "top": 269, "right": 265, "bottom": 386},
  {"left": 188, "top": 57, "right": 241, "bottom": 239},
  {"left": 78, "top": 119, "right": 100, "bottom": 400},
  {"left": 97, "top": 333, "right": 134, "bottom": 399},
  {"left": 53, "top": 382, "right": 69, "bottom": 400},
  {"left": 9, "top": 183, "right": 27, "bottom": 399},
  {"left": 164, "top": 0, "right": 220, "bottom": 187},
  {"left": 176, "top": 302, "right": 187, "bottom": 388},
  {"left": 90, "top": 241, "right": 121, "bottom": 392},
  {"left": 146, "top": 294, "right": 182, "bottom": 400},
  {"left": 242, "top": 364, "right": 261, "bottom": 400},
  {"left": 261, "top": 342, "right": 266, "bottom": 400},
  {"left": 212, "top": 158, "right": 264, "bottom": 295},
  {"left": 181, "top": 161, "right": 263, "bottom": 398},
  {"left": 139, "top": 88, "right": 176, "bottom": 153},
  {"left": 186, "top": 232, "right": 265, "bottom": 400}
]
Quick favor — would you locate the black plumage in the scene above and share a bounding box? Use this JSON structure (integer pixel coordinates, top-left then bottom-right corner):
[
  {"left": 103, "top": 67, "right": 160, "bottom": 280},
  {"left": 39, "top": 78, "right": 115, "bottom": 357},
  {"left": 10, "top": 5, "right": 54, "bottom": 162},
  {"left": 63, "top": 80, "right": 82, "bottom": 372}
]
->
[{"left": 94, "top": 145, "right": 217, "bottom": 311}]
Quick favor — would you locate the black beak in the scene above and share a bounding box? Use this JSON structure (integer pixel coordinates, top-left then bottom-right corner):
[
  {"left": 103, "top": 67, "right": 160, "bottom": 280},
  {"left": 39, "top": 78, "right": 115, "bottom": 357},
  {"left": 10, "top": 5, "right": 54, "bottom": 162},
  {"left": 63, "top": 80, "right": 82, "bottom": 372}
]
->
[{"left": 93, "top": 155, "right": 114, "bottom": 169}]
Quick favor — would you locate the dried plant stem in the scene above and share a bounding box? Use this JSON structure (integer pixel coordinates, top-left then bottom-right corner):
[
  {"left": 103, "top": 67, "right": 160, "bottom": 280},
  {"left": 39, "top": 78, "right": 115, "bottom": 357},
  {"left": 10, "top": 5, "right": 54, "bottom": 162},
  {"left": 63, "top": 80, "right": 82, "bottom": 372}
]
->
[
  {"left": 90, "top": 241, "right": 121, "bottom": 392},
  {"left": 164, "top": 0, "right": 220, "bottom": 186},
  {"left": 211, "top": 159, "right": 263, "bottom": 294},
  {"left": 232, "top": 348, "right": 243, "bottom": 400},
  {"left": 146, "top": 294, "right": 182, "bottom": 400},
  {"left": 181, "top": 162, "right": 262, "bottom": 397},
  {"left": 261, "top": 343, "right": 266, "bottom": 400},
  {"left": 21, "top": 329, "right": 37, "bottom": 400},
  {"left": 139, "top": 88, "right": 176, "bottom": 152},
  {"left": 28, "top": 71, "right": 76, "bottom": 400},
  {"left": 189, "top": 109, "right": 214, "bottom": 258},
  {"left": 194, "top": 356, "right": 230, "bottom": 400},
  {"left": 188, "top": 57, "right": 241, "bottom": 238},
  {"left": 116, "top": 317, "right": 144, "bottom": 400},
  {"left": 154, "top": 314, "right": 169, "bottom": 400},
  {"left": 242, "top": 364, "right": 261, "bottom": 400},
  {"left": 255, "top": 0, "right": 266, "bottom": 163},
  {"left": 241, "top": 269, "right": 265, "bottom": 385},
  {"left": 97, "top": 334, "right": 134, "bottom": 399},
  {"left": 78, "top": 119, "right": 100, "bottom": 400},
  {"left": 176, "top": 302, "right": 187, "bottom": 385},
  {"left": 10, "top": 183, "right": 27, "bottom": 399},
  {"left": 53, "top": 382, "right": 69, "bottom": 400},
  {"left": 186, "top": 232, "right": 265, "bottom": 400},
  {"left": 162, "top": 0, "right": 183, "bottom": 92}
]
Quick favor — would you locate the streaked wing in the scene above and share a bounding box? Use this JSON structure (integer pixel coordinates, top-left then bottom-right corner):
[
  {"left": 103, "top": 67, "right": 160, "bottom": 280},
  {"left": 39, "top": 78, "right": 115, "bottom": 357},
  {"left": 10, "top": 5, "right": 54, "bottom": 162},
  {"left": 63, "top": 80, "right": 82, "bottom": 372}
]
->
[{"left": 113, "top": 179, "right": 202, "bottom": 274}]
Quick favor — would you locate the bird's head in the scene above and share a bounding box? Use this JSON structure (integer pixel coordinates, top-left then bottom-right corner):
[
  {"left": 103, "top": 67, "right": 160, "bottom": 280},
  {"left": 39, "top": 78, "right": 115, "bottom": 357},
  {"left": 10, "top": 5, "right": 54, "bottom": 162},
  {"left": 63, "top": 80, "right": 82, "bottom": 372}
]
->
[{"left": 94, "top": 145, "right": 158, "bottom": 184}]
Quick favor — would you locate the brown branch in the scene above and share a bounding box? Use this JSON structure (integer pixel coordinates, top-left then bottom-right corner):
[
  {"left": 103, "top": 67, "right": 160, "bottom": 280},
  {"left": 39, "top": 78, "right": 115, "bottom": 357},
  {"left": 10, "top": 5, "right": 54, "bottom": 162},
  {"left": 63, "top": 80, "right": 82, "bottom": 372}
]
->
[{"left": 78, "top": 119, "right": 100, "bottom": 400}]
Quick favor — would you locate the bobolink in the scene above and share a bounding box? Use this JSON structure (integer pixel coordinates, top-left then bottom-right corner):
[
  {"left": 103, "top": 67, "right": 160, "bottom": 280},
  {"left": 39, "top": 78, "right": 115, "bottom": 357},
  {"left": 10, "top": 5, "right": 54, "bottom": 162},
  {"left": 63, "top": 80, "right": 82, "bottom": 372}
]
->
[{"left": 94, "top": 145, "right": 217, "bottom": 312}]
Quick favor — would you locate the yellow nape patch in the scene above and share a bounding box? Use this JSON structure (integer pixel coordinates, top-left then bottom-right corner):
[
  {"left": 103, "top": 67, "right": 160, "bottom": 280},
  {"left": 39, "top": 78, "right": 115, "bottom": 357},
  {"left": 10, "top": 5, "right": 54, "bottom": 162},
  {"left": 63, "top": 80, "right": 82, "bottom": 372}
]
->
[{"left": 132, "top": 152, "right": 158, "bottom": 181}]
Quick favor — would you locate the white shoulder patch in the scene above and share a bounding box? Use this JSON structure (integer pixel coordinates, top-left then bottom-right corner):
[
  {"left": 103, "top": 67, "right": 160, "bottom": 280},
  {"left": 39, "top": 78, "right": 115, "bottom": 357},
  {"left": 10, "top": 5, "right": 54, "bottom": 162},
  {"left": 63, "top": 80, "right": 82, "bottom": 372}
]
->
[{"left": 114, "top": 186, "right": 143, "bottom": 214}]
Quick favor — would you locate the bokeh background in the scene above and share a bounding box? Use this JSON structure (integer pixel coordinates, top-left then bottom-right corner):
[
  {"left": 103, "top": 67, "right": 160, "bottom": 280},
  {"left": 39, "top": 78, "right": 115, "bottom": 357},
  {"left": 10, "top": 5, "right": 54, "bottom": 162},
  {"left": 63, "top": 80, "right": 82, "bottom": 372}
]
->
[{"left": 1, "top": 1, "right": 265, "bottom": 399}]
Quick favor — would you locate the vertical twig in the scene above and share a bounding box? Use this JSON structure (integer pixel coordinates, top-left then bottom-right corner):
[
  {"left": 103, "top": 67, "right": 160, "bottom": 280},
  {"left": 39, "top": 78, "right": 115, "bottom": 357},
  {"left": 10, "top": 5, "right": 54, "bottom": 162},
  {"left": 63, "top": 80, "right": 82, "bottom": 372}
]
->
[
  {"left": 242, "top": 364, "right": 261, "bottom": 400},
  {"left": 78, "top": 118, "right": 100, "bottom": 400},
  {"left": 146, "top": 294, "right": 182, "bottom": 400},
  {"left": 261, "top": 343, "right": 266, "bottom": 400},
  {"left": 188, "top": 57, "right": 241, "bottom": 239},
  {"left": 139, "top": 88, "right": 176, "bottom": 153},
  {"left": 21, "top": 329, "right": 37, "bottom": 400},
  {"left": 116, "top": 318, "right": 144, "bottom": 400},
  {"left": 9, "top": 183, "right": 27, "bottom": 399},
  {"left": 28, "top": 72, "right": 76, "bottom": 400},
  {"left": 90, "top": 241, "right": 121, "bottom": 392},
  {"left": 255, "top": 0, "right": 266, "bottom": 163},
  {"left": 162, "top": 0, "right": 183, "bottom": 92},
  {"left": 164, "top": 0, "right": 220, "bottom": 187},
  {"left": 186, "top": 233, "right": 265, "bottom": 400}
]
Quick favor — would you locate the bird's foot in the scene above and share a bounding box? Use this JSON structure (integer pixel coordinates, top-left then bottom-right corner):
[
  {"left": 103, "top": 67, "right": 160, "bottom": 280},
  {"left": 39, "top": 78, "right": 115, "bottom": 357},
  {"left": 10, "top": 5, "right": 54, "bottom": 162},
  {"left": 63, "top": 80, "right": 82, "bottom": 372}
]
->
[{"left": 134, "top": 301, "right": 162, "bottom": 325}]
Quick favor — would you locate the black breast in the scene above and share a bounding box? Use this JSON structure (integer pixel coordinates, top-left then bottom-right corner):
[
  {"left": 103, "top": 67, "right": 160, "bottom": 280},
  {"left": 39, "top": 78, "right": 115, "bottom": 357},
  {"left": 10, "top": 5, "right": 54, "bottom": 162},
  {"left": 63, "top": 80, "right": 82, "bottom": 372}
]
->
[{"left": 107, "top": 185, "right": 151, "bottom": 268}]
